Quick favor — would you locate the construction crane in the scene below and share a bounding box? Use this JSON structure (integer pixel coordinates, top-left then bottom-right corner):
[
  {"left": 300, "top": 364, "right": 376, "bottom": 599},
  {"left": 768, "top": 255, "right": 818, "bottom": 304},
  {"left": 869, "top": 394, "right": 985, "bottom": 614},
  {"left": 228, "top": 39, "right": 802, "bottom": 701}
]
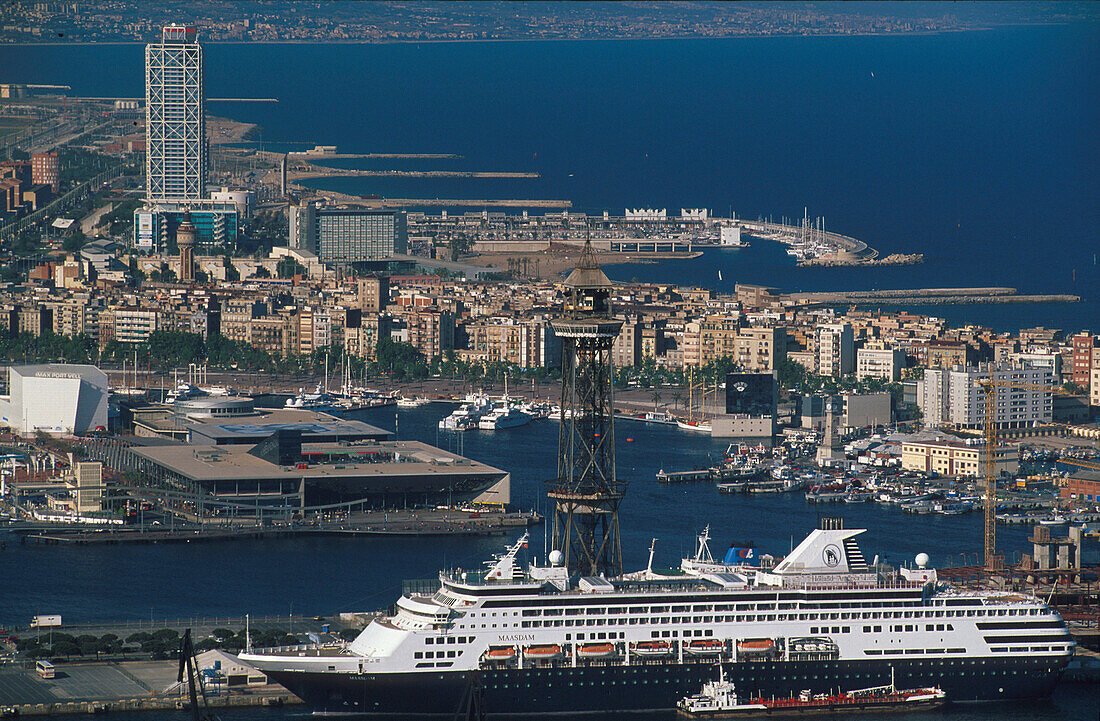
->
[{"left": 977, "top": 378, "right": 1096, "bottom": 570}]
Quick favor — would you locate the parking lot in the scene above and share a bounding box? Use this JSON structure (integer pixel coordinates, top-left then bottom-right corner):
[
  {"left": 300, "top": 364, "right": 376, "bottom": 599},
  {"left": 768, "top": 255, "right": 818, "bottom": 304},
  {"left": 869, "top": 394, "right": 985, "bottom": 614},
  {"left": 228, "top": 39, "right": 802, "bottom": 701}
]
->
[{"left": 0, "top": 662, "right": 154, "bottom": 706}]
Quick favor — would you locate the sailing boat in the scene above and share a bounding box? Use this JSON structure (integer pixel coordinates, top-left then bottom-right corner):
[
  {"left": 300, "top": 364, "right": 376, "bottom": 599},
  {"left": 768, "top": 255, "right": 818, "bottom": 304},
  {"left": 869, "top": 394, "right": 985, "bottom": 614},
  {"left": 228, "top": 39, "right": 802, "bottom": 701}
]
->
[
  {"left": 677, "top": 368, "right": 712, "bottom": 433},
  {"left": 718, "top": 270, "right": 723, "bottom": 282}
]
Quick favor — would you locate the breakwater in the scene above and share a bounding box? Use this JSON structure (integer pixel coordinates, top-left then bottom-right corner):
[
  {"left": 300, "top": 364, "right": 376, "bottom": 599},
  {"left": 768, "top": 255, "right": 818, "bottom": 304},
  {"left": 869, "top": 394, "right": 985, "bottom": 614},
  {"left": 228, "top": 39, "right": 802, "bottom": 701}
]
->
[{"left": 790, "top": 287, "right": 1080, "bottom": 307}]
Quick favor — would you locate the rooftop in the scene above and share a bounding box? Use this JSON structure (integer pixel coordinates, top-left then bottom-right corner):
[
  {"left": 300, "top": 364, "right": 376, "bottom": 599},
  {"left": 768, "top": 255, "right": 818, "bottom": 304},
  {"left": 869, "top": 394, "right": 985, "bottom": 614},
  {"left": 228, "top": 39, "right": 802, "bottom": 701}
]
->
[{"left": 130, "top": 439, "right": 504, "bottom": 484}]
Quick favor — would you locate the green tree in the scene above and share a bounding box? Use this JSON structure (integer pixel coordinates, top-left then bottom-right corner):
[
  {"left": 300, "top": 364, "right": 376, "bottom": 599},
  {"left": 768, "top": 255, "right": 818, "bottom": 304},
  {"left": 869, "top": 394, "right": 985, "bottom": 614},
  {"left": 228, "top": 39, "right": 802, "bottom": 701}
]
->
[
  {"left": 253, "top": 265, "right": 272, "bottom": 279},
  {"left": 63, "top": 230, "right": 87, "bottom": 253},
  {"left": 277, "top": 256, "right": 307, "bottom": 279},
  {"left": 223, "top": 255, "right": 240, "bottom": 281},
  {"left": 373, "top": 337, "right": 428, "bottom": 380}
]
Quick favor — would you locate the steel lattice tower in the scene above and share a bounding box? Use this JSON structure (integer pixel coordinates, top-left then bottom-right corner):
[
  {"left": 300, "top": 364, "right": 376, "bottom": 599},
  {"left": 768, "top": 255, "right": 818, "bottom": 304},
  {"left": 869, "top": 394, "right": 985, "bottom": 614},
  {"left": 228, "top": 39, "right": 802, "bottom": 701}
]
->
[
  {"left": 548, "top": 242, "right": 625, "bottom": 578},
  {"left": 145, "top": 25, "right": 206, "bottom": 202}
]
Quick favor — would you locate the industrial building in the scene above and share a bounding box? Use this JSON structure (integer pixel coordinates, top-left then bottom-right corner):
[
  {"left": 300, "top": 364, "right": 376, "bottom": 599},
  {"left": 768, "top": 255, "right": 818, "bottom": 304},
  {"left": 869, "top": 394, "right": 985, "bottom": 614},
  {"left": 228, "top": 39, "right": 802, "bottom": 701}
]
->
[
  {"left": 290, "top": 203, "right": 407, "bottom": 265},
  {"left": 0, "top": 364, "right": 109, "bottom": 437}
]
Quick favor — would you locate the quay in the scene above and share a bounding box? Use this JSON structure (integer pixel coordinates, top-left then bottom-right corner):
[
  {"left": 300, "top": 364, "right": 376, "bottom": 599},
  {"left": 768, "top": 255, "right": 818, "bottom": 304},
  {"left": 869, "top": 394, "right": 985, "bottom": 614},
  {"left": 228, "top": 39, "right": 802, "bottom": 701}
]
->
[
  {"left": 791, "top": 287, "right": 1081, "bottom": 307},
  {"left": 289, "top": 169, "right": 540, "bottom": 180},
  {"left": 0, "top": 660, "right": 299, "bottom": 718},
  {"left": 19, "top": 509, "right": 540, "bottom": 545}
]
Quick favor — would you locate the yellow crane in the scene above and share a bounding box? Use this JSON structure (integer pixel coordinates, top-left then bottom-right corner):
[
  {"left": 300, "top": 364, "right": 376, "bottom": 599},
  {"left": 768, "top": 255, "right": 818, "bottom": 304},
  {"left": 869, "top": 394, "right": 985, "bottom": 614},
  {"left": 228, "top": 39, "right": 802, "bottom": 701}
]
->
[{"left": 978, "top": 378, "right": 1099, "bottom": 570}]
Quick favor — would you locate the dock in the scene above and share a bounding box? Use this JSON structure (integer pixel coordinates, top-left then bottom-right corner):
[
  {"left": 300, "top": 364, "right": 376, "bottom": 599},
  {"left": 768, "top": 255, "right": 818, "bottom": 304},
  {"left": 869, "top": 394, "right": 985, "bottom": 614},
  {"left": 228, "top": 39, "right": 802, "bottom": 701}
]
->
[
  {"left": 0, "top": 661, "right": 299, "bottom": 717},
  {"left": 20, "top": 509, "right": 540, "bottom": 545},
  {"left": 790, "top": 287, "right": 1081, "bottom": 307},
  {"left": 656, "top": 469, "right": 712, "bottom": 483}
]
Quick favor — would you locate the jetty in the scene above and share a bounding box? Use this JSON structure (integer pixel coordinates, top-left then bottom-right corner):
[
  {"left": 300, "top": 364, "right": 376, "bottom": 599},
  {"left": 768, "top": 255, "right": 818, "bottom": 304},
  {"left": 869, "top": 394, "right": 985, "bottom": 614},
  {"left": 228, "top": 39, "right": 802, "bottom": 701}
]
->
[{"left": 790, "top": 287, "right": 1080, "bottom": 307}]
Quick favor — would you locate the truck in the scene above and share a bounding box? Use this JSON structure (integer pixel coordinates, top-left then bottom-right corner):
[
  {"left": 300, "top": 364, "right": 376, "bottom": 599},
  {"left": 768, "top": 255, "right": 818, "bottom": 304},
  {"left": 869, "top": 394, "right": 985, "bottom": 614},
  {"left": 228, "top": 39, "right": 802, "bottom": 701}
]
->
[{"left": 31, "top": 615, "right": 62, "bottom": 628}]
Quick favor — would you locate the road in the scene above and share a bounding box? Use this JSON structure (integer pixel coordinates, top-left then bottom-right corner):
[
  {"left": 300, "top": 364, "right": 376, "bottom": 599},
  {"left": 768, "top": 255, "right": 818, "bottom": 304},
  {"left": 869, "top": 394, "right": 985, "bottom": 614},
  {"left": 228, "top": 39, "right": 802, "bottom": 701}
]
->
[{"left": 79, "top": 203, "right": 114, "bottom": 236}]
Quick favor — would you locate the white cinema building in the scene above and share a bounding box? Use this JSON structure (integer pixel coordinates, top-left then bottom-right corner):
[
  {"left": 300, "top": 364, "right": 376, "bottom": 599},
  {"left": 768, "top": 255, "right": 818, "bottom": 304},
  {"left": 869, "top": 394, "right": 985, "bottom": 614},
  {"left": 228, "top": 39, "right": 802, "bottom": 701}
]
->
[{"left": 0, "top": 364, "right": 109, "bottom": 437}]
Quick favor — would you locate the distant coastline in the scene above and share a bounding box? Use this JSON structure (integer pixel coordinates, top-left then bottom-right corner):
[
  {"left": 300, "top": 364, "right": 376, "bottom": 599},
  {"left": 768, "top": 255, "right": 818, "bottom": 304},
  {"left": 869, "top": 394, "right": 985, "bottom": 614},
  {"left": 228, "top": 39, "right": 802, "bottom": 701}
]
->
[{"left": 1, "top": 22, "right": 1084, "bottom": 47}]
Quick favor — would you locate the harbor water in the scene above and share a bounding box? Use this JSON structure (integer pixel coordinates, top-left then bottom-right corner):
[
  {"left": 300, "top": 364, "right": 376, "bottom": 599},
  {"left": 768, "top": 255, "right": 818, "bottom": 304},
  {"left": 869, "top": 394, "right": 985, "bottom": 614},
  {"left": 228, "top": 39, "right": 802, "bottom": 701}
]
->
[
  {"left": 1, "top": 405, "right": 1096, "bottom": 718},
  {"left": 0, "top": 403, "right": 1060, "bottom": 622}
]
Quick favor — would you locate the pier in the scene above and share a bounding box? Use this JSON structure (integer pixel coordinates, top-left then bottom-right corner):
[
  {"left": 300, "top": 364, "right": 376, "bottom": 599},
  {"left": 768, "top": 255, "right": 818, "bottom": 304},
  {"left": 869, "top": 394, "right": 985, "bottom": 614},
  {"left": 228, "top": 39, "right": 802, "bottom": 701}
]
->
[
  {"left": 17, "top": 508, "right": 540, "bottom": 545},
  {"left": 790, "top": 287, "right": 1081, "bottom": 307}
]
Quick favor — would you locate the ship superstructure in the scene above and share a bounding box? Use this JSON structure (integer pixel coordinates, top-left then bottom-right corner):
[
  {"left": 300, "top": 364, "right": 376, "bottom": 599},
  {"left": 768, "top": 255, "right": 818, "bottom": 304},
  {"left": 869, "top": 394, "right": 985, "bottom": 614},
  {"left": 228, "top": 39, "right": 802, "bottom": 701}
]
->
[{"left": 241, "top": 526, "right": 1072, "bottom": 716}]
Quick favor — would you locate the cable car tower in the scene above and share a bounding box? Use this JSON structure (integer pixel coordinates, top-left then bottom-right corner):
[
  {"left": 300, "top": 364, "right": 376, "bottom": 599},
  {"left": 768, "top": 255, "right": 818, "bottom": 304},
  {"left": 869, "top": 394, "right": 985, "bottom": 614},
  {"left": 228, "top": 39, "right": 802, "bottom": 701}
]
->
[{"left": 548, "top": 241, "right": 625, "bottom": 578}]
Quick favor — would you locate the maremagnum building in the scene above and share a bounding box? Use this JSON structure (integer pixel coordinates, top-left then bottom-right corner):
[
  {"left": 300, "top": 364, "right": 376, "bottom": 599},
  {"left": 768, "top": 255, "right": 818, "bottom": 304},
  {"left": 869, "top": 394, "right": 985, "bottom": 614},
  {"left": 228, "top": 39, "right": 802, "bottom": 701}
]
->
[{"left": 85, "top": 397, "right": 509, "bottom": 516}]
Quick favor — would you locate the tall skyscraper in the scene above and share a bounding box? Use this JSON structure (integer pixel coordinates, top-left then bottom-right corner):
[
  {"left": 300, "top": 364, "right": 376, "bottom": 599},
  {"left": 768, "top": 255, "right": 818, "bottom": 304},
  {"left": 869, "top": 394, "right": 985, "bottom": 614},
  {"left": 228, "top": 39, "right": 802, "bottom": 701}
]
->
[{"left": 145, "top": 25, "right": 206, "bottom": 202}]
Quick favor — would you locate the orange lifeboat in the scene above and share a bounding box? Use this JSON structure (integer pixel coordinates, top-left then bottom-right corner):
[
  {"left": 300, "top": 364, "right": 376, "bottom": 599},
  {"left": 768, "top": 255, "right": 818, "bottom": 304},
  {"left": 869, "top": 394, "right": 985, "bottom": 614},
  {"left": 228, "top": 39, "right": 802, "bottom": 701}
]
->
[
  {"left": 736, "top": 638, "right": 776, "bottom": 656},
  {"left": 685, "top": 638, "right": 724, "bottom": 656},
  {"left": 577, "top": 642, "right": 617, "bottom": 659},
  {"left": 522, "top": 644, "right": 563, "bottom": 662},
  {"left": 632, "top": 640, "right": 672, "bottom": 657},
  {"left": 484, "top": 647, "right": 516, "bottom": 661}
]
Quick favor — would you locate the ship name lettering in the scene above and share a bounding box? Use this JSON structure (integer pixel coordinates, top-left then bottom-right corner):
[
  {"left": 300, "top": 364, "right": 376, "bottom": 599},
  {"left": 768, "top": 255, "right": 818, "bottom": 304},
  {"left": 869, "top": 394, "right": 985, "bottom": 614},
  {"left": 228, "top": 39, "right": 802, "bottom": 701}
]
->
[{"left": 498, "top": 634, "right": 535, "bottom": 642}]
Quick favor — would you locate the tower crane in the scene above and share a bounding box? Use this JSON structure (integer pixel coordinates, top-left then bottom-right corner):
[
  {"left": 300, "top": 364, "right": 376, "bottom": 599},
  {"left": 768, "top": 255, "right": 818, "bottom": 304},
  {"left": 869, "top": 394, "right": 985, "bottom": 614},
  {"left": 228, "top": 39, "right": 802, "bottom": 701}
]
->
[{"left": 977, "top": 378, "right": 1098, "bottom": 569}]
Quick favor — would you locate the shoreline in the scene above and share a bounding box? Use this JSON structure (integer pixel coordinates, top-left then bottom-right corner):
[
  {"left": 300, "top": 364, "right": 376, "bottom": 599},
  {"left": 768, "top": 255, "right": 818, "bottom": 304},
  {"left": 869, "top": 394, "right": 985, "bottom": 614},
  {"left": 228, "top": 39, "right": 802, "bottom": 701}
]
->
[{"left": 0, "top": 23, "right": 1081, "bottom": 48}]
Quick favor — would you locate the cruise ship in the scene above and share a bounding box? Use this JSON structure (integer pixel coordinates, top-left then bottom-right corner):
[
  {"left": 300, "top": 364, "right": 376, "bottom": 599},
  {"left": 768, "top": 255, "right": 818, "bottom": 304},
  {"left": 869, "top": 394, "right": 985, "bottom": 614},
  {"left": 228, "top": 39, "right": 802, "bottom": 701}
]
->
[{"left": 240, "top": 526, "right": 1072, "bottom": 717}]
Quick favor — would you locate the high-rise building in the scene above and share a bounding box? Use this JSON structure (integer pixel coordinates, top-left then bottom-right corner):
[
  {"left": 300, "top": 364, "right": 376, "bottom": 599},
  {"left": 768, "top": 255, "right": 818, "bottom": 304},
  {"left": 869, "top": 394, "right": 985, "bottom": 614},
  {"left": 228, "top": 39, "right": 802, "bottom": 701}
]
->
[
  {"left": 31, "top": 152, "right": 59, "bottom": 192},
  {"left": 919, "top": 364, "right": 1053, "bottom": 430},
  {"left": 145, "top": 25, "right": 206, "bottom": 202},
  {"left": 1070, "top": 332, "right": 1097, "bottom": 391},
  {"left": 290, "top": 204, "right": 407, "bottom": 265},
  {"left": 816, "top": 322, "right": 854, "bottom": 377}
]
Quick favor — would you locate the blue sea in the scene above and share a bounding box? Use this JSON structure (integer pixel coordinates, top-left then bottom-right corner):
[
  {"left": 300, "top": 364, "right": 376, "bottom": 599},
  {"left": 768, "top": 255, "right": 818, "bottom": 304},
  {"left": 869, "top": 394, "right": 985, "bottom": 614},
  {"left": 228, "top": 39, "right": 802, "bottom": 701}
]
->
[
  {"left": 2, "top": 29, "right": 1098, "bottom": 717},
  {"left": 2, "top": 26, "right": 1097, "bottom": 330}
]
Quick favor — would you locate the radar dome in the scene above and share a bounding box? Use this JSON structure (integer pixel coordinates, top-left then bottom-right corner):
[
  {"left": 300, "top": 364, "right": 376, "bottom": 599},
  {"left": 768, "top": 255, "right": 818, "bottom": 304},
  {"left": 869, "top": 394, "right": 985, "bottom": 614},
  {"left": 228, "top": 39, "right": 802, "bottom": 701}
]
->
[
  {"left": 915, "top": 553, "right": 930, "bottom": 569},
  {"left": 548, "top": 549, "right": 564, "bottom": 566}
]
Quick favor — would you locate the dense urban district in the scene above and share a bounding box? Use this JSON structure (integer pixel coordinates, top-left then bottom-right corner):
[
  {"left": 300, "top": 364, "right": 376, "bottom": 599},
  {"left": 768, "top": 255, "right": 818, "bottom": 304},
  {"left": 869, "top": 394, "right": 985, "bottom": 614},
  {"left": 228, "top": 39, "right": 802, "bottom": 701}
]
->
[
  {"left": 5, "top": 1, "right": 1097, "bottom": 44},
  {"left": 0, "top": 15, "right": 1099, "bottom": 721}
]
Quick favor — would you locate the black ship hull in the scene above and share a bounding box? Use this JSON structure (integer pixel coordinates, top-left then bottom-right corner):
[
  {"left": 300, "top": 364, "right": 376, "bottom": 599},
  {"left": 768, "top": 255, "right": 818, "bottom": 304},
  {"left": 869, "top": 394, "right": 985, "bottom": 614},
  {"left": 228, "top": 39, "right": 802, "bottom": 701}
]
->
[{"left": 266, "top": 654, "right": 1068, "bottom": 718}]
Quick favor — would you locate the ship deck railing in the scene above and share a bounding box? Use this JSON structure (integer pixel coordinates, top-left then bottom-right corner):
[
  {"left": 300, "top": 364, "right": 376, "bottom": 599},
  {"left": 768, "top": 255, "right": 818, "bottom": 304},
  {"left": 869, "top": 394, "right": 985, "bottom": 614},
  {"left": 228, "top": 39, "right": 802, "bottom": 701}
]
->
[{"left": 249, "top": 643, "right": 349, "bottom": 656}]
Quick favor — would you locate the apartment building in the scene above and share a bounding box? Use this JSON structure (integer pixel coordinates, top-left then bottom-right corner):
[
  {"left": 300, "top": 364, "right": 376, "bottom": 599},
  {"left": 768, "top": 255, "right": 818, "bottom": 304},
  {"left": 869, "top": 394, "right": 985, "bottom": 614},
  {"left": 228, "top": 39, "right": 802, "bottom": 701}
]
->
[
  {"left": 734, "top": 326, "right": 787, "bottom": 372},
  {"left": 816, "top": 322, "right": 854, "bottom": 377},
  {"left": 856, "top": 345, "right": 906, "bottom": 381},
  {"left": 919, "top": 363, "right": 1053, "bottom": 430}
]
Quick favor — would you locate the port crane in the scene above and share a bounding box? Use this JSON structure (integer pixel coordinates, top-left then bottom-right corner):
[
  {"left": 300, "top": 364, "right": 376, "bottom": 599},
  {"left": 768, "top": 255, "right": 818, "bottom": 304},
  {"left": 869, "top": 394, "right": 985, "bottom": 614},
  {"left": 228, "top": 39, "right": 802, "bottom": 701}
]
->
[{"left": 978, "top": 378, "right": 1100, "bottom": 569}]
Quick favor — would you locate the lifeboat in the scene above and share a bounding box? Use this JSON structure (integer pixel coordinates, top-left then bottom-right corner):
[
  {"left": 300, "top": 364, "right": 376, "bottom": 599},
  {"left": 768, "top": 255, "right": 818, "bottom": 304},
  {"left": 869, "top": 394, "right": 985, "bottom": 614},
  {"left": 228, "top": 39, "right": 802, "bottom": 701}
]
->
[
  {"left": 577, "top": 642, "right": 617, "bottom": 659},
  {"left": 522, "top": 644, "right": 562, "bottom": 662},
  {"left": 483, "top": 647, "right": 516, "bottom": 661},
  {"left": 632, "top": 640, "right": 673, "bottom": 657},
  {"left": 737, "top": 638, "right": 776, "bottom": 656},
  {"left": 685, "top": 638, "right": 724, "bottom": 656}
]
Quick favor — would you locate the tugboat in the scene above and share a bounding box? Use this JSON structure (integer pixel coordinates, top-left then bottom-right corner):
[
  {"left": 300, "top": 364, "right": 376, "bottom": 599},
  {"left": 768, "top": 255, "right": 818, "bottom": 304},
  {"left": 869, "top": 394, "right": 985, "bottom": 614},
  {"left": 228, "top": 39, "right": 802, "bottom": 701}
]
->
[{"left": 678, "top": 666, "right": 946, "bottom": 718}]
